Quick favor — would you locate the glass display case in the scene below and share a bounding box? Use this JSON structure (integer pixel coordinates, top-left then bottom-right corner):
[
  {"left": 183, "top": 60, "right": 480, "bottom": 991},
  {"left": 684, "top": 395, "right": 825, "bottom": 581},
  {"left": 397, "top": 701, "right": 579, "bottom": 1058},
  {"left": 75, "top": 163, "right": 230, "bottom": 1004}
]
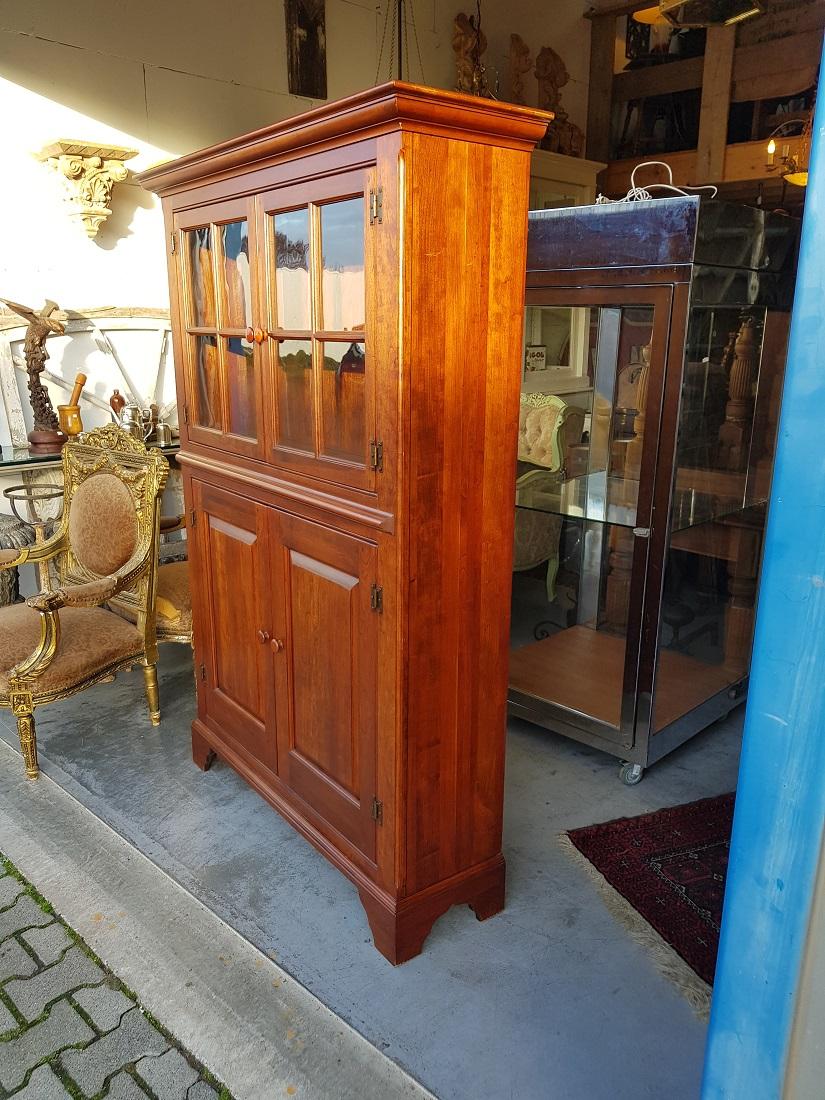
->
[{"left": 508, "top": 197, "right": 799, "bottom": 783}]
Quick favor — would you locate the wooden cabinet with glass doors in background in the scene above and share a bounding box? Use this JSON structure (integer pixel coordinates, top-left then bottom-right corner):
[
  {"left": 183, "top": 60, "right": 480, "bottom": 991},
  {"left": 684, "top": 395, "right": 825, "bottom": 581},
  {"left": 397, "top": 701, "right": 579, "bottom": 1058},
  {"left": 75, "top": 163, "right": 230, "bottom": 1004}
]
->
[{"left": 139, "top": 83, "right": 550, "bottom": 963}]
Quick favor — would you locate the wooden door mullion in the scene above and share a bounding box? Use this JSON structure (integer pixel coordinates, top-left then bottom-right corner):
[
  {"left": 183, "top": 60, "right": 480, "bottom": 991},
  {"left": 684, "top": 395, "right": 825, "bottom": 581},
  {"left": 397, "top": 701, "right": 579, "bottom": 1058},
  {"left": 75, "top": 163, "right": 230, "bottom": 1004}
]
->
[
  {"left": 309, "top": 202, "right": 324, "bottom": 460},
  {"left": 213, "top": 217, "right": 231, "bottom": 435}
]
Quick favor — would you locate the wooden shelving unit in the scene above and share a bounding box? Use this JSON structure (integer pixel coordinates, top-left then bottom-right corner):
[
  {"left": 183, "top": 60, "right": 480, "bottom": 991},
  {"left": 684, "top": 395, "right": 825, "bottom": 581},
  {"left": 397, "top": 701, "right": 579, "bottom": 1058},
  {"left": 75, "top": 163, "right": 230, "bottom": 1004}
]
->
[{"left": 585, "top": 0, "right": 822, "bottom": 199}]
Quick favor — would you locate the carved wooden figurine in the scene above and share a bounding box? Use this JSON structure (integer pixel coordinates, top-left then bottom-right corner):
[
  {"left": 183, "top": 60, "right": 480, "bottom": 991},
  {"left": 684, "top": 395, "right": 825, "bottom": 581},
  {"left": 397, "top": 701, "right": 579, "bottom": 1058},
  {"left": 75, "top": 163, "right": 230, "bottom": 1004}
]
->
[
  {"left": 534, "top": 45, "right": 584, "bottom": 157},
  {"left": 453, "top": 11, "right": 488, "bottom": 97},
  {"left": 535, "top": 45, "right": 567, "bottom": 113},
  {"left": 718, "top": 317, "right": 759, "bottom": 471},
  {"left": 1, "top": 299, "right": 68, "bottom": 453},
  {"left": 509, "top": 34, "right": 532, "bottom": 105}
]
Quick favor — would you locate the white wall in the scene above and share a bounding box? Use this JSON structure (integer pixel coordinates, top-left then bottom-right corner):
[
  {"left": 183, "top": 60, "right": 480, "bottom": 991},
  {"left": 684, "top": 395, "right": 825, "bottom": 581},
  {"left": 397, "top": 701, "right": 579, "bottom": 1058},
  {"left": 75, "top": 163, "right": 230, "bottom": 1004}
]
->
[{"left": 0, "top": 0, "right": 591, "bottom": 396}]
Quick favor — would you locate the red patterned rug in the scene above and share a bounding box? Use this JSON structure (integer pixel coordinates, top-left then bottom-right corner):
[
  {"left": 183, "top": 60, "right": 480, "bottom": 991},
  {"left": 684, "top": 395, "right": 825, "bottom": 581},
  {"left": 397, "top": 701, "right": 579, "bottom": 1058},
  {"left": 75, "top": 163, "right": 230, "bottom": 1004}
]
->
[{"left": 563, "top": 792, "right": 735, "bottom": 1015}]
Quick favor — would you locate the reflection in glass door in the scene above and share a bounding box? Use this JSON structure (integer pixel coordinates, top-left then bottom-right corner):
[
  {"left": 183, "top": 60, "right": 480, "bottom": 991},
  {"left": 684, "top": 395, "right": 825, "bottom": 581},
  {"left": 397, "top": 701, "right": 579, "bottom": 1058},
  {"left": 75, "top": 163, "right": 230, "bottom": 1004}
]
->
[
  {"left": 509, "top": 289, "right": 668, "bottom": 744},
  {"left": 262, "top": 174, "right": 372, "bottom": 490},
  {"left": 651, "top": 304, "right": 781, "bottom": 736},
  {"left": 177, "top": 202, "right": 261, "bottom": 457}
]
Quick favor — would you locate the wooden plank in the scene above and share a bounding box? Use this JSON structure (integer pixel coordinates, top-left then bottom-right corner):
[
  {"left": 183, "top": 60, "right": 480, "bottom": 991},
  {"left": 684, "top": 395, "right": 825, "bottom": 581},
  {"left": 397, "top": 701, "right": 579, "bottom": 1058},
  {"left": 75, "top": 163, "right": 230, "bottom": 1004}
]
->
[
  {"left": 598, "top": 134, "right": 807, "bottom": 195},
  {"left": 610, "top": 26, "right": 821, "bottom": 107},
  {"left": 613, "top": 56, "right": 705, "bottom": 103},
  {"left": 736, "top": 0, "right": 825, "bottom": 47},
  {"left": 585, "top": 0, "right": 653, "bottom": 17},
  {"left": 586, "top": 14, "right": 616, "bottom": 163},
  {"left": 732, "top": 30, "right": 822, "bottom": 102},
  {"left": 696, "top": 26, "right": 736, "bottom": 184}
]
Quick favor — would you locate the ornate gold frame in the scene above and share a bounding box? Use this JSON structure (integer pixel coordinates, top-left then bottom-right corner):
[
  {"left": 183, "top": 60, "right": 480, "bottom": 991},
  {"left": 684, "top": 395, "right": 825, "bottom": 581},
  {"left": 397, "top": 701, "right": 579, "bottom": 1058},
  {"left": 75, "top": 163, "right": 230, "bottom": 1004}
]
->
[{"left": 0, "top": 425, "right": 168, "bottom": 778}]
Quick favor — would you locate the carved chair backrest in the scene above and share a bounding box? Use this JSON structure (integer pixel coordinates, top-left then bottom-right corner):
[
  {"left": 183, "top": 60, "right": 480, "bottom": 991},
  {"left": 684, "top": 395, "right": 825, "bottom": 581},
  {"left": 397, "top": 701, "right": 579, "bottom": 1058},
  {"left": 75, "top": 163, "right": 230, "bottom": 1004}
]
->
[
  {"left": 517, "top": 392, "right": 585, "bottom": 474},
  {"left": 55, "top": 425, "right": 168, "bottom": 634}
]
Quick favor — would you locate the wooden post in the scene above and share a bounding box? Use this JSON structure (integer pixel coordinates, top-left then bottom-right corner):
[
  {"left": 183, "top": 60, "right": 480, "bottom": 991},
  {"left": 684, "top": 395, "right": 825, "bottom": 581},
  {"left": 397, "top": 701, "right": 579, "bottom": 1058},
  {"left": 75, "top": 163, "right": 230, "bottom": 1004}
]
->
[
  {"left": 586, "top": 14, "right": 616, "bottom": 164},
  {"left": 696, "top": 25, "right": 736, "bottom": 184}
]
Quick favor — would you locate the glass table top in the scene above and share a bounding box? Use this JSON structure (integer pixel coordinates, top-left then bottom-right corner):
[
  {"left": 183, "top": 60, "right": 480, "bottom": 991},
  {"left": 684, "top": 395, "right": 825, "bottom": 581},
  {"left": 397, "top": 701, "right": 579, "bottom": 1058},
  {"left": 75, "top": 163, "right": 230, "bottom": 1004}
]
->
[{"left": 0, "top": 442, "right": 180, "bottom": 471}]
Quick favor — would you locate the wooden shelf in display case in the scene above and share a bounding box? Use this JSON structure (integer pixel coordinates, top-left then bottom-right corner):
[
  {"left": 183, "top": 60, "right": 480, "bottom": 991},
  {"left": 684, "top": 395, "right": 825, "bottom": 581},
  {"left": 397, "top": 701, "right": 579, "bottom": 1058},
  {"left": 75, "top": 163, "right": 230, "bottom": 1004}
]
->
[{"left": 509, "top": 625, "right": 742, "bottom": 734}]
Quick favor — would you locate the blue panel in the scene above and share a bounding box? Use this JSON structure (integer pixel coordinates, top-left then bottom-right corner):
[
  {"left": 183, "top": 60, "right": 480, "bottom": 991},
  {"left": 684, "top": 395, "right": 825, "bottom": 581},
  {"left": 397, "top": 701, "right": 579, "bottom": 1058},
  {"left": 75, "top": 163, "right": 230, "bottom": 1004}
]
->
[{"left": 702, "top": 39, "right": 825, "bottom": 1099}]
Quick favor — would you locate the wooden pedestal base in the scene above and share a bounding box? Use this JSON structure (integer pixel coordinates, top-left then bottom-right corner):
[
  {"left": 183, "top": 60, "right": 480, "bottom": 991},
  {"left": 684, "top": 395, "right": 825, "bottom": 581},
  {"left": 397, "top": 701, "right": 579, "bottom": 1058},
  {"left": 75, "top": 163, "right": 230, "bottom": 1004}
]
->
[
  {"left": 359, "top": 856, "right": 506, "bottom": 965},
  {"left": 28, "top": 428, "right": 67, "bottom": 454}
]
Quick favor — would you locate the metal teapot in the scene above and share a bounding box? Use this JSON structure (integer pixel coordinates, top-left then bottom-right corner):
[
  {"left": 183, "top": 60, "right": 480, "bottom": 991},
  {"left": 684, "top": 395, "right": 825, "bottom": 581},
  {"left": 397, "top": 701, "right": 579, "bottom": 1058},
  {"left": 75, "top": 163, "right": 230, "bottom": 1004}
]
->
[{"left": 119, "top": 403, "right": 153, "bottom": 442}]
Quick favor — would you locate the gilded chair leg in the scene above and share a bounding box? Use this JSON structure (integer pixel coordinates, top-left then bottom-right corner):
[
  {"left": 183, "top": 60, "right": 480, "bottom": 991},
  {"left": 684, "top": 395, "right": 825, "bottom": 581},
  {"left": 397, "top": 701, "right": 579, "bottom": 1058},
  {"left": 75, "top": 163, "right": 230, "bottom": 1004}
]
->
[
  {"left": 16, "top": 712, "right": 39, "bottom": 780},
  {"left": 143, "top": 663, "right": 161, "bottom": 726}
]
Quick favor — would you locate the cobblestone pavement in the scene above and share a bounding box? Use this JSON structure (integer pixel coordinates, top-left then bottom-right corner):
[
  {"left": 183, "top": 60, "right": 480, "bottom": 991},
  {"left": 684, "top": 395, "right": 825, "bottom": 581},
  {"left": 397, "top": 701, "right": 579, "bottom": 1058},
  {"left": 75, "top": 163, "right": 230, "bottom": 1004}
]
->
[{"left": 0, "top": 854, "right": 232, "bottom": 1100}]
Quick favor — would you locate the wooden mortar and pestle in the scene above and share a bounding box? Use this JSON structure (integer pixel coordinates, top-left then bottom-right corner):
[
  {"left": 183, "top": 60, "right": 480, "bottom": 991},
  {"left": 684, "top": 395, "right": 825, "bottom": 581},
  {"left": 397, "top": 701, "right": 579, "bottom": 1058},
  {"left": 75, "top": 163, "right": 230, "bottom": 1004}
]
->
[{"left": 57, "top": 373, "right": 86, "bottom": 438}]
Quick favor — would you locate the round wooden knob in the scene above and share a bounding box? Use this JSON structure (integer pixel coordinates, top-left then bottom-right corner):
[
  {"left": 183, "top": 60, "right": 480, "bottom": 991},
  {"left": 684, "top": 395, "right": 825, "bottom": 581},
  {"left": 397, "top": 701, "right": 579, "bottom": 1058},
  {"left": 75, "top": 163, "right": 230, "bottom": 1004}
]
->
[
  {"left": 271, "top": 638, "right": 285, "bottom": 653},
  {"left": 245, "top": 326, "right": 254, "bottom": 342},
  {"left": 257, "top": 629, "right": 270, "bottom": 644},
  {"left": 254, "top": 327, "right": 265, "bottom": 344}
]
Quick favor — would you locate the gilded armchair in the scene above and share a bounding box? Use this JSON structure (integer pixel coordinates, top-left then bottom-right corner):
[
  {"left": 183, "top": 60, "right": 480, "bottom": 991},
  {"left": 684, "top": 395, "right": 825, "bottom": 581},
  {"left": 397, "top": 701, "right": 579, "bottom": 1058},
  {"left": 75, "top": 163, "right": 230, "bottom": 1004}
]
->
[{"left": 0, "top": 425, "right": 169, "bottom": 779}]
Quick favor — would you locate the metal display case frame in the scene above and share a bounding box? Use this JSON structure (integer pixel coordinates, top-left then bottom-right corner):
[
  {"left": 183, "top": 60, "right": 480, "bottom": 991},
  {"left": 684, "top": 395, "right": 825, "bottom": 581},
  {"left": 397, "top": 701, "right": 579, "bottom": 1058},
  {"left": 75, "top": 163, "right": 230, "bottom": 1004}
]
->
[{"left": 508, "top": 196, "right": 798, "bottom": 783}]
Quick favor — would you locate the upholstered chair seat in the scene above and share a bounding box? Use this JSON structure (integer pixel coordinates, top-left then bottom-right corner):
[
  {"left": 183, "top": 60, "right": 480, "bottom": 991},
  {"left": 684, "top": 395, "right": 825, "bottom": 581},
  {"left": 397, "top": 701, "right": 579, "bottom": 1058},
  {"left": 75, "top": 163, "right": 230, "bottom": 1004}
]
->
[
  {"left": 0, "top": 426, "right": 168, "bottom": 779},
  {"left": 0, "top": 605, "right": 143, "bottom": 697},
  {"left": 113, "top": 560, "right": 192, "bottom": 641}
]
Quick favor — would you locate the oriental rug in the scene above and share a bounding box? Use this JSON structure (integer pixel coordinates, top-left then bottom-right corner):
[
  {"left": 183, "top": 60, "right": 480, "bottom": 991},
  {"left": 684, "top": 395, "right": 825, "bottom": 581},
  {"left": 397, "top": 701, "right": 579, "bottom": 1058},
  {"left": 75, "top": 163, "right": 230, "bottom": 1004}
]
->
[{"left": 562, "top": 792, "right": 735, "bottom": 1019}]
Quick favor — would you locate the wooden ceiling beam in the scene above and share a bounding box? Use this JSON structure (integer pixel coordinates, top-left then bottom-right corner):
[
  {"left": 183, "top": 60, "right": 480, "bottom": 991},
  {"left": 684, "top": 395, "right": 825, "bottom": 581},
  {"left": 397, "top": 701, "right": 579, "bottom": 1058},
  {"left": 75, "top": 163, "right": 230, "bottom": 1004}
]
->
[{"left": 584, "top": 2, "right": 651, "bottom": 19}]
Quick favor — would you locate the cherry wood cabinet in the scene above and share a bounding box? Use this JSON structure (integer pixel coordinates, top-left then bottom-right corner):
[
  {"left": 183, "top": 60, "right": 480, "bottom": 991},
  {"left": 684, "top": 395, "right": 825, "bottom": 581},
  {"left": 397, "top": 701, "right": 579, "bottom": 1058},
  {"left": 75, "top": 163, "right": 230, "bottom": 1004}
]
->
[{"left": 140, "top": 82, "right": 549, "bottom": 962}]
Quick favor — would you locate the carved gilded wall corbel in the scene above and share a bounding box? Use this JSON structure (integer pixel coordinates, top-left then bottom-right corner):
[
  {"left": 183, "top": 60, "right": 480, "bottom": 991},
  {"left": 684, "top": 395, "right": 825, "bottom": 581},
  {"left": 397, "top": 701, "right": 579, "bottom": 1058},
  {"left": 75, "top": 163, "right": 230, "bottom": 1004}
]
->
[{"left": 37, "top": 140, "right": 138, "bottom": 239}]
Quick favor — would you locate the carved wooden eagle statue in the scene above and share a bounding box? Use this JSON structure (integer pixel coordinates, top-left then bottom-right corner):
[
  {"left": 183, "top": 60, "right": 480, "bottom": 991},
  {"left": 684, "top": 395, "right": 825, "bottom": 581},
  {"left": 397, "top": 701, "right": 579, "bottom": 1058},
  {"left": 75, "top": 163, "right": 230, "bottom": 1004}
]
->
[{"left": 0, "top": 298, "right": 68, "bottom": 433}]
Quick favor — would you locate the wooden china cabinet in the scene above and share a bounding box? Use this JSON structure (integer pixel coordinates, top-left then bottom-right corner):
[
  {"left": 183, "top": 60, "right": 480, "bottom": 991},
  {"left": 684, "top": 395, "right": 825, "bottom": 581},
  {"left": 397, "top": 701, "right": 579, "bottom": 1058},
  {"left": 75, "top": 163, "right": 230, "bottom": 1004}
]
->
[{"left": 139, "top": 82, "right": 549, "bottom": 963}]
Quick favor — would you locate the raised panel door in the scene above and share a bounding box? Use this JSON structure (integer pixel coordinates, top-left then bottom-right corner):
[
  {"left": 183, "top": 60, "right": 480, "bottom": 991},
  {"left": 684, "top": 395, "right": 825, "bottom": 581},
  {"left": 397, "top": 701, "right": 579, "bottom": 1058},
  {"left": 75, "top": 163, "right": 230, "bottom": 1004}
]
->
[
  {"left": 270, "top": 510, "right": 379, "bottom": 861},
  {"left": 191, "top": 480, "right": 277, "bottom": 771}
]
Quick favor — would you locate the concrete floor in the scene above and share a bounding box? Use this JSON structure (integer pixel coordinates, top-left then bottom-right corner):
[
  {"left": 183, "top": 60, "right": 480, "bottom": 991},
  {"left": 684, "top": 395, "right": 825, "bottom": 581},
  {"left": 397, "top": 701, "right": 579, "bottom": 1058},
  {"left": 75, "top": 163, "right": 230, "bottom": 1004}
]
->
[
  {"left": 0, "top": 648, "right": 743, "bottom": 1100},
  {"left": 0, "top": 740, "right": 431, "bottom": 1100}
]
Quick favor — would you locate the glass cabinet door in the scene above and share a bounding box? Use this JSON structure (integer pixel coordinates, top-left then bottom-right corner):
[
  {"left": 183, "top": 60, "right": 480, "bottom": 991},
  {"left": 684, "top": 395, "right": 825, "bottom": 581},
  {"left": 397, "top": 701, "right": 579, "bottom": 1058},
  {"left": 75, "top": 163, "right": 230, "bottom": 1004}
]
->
[
  {"left": 651, "top": 302, "right": 786, "bottom": 738},
  {"left": 259, "top": 170, "right": 374, "bottom": 491},
  {"left": 175, "top": 199, "right": 263, "bottom": 458},
  {"left": 509, "top": 285, "right": 673, "bottom": 747}
]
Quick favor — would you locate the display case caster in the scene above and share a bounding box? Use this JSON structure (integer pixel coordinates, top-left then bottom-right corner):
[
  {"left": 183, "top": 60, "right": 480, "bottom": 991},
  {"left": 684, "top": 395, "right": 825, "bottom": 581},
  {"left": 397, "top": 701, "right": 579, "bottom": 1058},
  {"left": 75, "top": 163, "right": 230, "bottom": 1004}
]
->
[{"left": 619, "top": 762, "right": 644, "bottom": 786}]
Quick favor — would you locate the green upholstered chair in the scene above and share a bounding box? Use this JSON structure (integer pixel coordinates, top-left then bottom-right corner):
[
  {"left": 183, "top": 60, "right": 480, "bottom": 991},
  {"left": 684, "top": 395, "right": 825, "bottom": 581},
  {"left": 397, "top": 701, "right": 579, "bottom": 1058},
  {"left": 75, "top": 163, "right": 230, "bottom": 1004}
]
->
[{"left": 514, "top": 393, "right": 585, "bottom": 601}]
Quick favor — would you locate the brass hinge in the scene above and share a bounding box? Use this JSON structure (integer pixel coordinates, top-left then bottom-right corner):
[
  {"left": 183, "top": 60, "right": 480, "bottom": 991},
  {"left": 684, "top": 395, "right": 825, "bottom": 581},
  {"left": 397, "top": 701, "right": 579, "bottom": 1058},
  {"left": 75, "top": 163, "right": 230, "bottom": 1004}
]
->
[
  {"left": 370, "top": 584, "right": 383, "bottom": 613},
  {"left": 170, "top": 231, "right": 177, "bottom": 254},
  {"left": 369, "top": 188, "right": 383, "bottom": 225},
  {"left": 369, "top": 439, "right": 384, "bottom": 472},
  {"left": 371, "top": 797, "right": 384, "bottom": 824},
  {"left": 190, "top": 509, "right": 197, "bottom": 527},
  {"left": 199, "top": 663, "right": 206, "bottom": 681}
]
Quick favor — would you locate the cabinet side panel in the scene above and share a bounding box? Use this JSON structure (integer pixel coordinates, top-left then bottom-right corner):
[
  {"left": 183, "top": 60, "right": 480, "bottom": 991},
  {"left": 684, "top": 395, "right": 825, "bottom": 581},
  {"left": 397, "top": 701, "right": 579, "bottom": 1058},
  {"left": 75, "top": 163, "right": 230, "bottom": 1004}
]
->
[{"left": 403, "top": 133, "right": 531, "bottom": 895}]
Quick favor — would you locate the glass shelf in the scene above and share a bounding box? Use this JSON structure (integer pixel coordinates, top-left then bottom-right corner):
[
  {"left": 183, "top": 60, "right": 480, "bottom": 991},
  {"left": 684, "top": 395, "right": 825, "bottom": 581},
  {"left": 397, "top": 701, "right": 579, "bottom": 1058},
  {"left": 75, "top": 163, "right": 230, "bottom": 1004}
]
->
[
  {"left": 516, "top": 469, "right": 640, "bottom": 528},
  {"left": 0, "top": 442, "right": 180, "bottom": 473}
]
